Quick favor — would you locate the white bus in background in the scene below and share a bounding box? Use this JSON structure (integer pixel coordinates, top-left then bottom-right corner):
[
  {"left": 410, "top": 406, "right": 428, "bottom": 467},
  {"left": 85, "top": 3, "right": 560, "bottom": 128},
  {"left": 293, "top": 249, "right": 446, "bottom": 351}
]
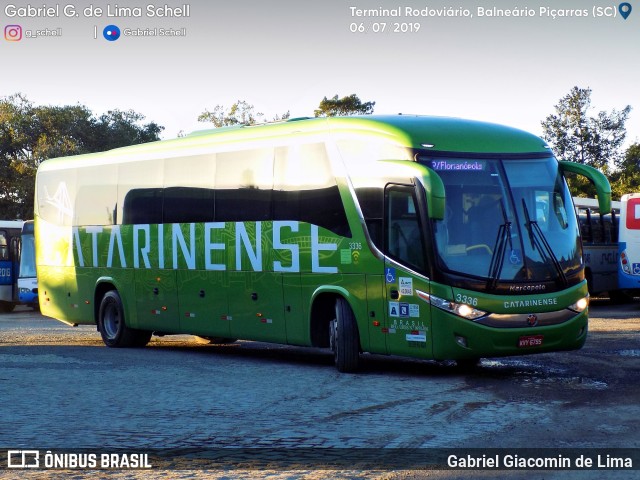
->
[
  {"left": 618, "top": 193, "right": 640, "bottom": 293},
  {"left": 18, "top": 220, "right": 38, "bottom": 309},
  {"left": 573, "top": 197, "right": 626, "bottom": 301}
]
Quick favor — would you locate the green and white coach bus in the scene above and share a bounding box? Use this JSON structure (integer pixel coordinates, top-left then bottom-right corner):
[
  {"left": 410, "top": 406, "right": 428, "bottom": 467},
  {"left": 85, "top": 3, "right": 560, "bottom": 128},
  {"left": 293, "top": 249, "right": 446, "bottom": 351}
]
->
[{"left": 35, "top": 115, "right": 611, "bottom": 372}]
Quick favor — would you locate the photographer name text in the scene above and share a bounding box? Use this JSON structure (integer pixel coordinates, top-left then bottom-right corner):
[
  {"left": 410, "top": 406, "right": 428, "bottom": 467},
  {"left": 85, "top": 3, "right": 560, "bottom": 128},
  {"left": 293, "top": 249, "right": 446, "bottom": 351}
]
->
[{"left": 4, "top": 3, "right": 190, "bottom": 18}]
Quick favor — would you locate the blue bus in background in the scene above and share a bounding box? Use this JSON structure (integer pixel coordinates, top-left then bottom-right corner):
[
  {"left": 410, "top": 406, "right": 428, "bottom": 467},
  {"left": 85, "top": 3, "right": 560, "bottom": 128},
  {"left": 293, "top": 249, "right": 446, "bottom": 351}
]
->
[
  {"left": 18, "top": 220, "right": 38, "bottom": 309},
  {"left": 0, "top": 220, "right": 24, "bottom": 312}
]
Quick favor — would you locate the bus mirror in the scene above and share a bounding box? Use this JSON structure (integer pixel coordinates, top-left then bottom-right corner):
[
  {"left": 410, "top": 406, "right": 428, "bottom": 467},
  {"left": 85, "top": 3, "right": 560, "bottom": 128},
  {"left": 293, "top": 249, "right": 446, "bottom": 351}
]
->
[
  {"left": 418, "top": 167, "right": 446, "bottom": 220},
  {"left": 559, "top": 161, "right": 612, "bottom": 214}
]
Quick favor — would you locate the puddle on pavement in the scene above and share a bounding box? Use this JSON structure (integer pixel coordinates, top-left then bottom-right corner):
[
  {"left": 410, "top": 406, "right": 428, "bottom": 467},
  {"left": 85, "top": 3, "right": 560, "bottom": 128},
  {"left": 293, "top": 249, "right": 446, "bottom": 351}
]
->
[
  {"left": 474, "top": 358, "right": 609, "bottom": 391},
  {"left": 618, "top": 349, "right": 640, "bottom": 357}
]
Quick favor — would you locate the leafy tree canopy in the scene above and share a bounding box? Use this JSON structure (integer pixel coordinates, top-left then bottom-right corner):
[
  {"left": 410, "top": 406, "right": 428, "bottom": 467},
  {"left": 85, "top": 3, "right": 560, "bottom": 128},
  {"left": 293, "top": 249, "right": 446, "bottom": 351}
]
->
[
  {"left": 610, "top": 143, "right": 640, "bottom": 200},
  {"left": 0, "top": 93, "right": 163, "bottom": 219},
  {"left": 314, "top": 94, "right": 375, "bottom": 117},
  {"left": 198, "top": 100, "right": 289, "bottom": 127},
  {"left": 541, "top": 86, "right": 631, "bottom": 198}
]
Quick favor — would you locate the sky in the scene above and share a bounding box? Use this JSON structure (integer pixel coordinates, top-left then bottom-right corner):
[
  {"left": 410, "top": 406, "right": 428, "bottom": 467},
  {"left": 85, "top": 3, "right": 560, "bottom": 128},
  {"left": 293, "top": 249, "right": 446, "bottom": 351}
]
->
[{"left": 1, "top": 0, "right": 638, "bottom": 145}]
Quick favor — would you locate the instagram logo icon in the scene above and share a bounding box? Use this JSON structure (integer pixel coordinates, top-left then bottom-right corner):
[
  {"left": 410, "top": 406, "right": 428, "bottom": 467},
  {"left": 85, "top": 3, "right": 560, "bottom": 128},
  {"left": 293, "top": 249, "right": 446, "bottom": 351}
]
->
[{"left": 5, "top": 25, "right": 22, "bottom": 41}]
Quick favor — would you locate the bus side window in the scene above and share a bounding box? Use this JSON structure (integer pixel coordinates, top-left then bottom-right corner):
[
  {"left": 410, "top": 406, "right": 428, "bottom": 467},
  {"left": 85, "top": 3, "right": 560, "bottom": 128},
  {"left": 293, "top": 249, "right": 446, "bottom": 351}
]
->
[
  {"left": 216, "top": 148, "right": 273, "bottom": 222},
  {"left": 385, "top": 186, "right": 426, "bottom": 272},
  {"left": 122, "top": 188, "right": 163, "bottom": 225},
  {"left": 274, "top": 143, "right": 351, "bottom": 237},
  {"left": 0, "top": 231, "right": 7, "bottom": 260}
]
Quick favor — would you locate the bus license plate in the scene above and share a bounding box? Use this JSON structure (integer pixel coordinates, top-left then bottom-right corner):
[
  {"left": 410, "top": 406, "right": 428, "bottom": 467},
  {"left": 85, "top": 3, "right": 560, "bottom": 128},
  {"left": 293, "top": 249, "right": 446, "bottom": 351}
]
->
[{"left": 518, "top": 335, "right": 544, "bottom": 348}]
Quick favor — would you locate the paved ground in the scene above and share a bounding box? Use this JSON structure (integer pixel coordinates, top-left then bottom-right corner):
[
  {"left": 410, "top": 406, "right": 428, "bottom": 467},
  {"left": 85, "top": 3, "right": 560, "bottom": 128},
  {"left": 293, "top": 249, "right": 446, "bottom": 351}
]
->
[{"left": 0, "top": 299, "right": 639, "bottom": 479}]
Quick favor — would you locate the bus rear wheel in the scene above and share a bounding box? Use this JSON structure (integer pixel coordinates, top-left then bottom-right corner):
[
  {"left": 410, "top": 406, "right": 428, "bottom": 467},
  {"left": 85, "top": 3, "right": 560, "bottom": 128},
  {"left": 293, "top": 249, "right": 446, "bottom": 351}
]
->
[
  {"left": 330, "top": 297, "right": 360, "bottom": 373},
  {"left": 98, "top": 290, "right": 151, "bottom": 348}
]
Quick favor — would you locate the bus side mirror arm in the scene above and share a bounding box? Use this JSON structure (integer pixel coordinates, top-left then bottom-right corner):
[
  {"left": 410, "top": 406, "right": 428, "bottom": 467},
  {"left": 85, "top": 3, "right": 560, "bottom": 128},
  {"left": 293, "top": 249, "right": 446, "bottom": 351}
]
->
[
  {"left": 559, "top": 161, "right": 612, "bottom": 214},
  {"left": 416, "top": 167, "right": 446, "bottom": 220}
]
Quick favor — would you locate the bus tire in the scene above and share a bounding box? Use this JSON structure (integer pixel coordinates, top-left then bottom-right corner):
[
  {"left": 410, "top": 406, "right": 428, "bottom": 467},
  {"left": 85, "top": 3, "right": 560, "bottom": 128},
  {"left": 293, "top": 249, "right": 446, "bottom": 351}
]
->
[
  {"left": 330, "top": 297, "right": 360, "bottom": 373},
  {"left": 98, "top": 290, "right": 151, "bottom": 348}
]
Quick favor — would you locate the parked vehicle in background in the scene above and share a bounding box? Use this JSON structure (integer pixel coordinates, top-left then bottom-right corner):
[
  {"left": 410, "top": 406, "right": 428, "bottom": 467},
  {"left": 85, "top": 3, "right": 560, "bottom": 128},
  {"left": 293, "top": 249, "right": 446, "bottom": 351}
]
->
[
  {"left": 0, "top": 220, "right": 24, "bottom": 312},
  {"left": 618, "top": 193, "right": 640, "bottom": 295},
  {"left": 573, "top": 197, "right": 627, "bottom": 301},
  {"left": 18, "top": 220, "right": 38, "bottom": 309}
]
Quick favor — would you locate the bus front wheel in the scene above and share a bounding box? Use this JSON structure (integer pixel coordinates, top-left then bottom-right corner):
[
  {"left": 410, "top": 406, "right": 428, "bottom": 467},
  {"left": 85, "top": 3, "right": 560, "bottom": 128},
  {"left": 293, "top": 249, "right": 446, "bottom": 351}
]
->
[
  {"left": 98, "top": 290, "right": 151, "bottom": 348},
  {"left": 330, "top": 297, "right": 360, "bottom": 373}
]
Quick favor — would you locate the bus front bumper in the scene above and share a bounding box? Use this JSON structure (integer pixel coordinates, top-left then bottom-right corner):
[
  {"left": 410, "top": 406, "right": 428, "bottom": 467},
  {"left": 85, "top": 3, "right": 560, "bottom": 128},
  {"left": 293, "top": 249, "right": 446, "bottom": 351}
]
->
[{"left": 431, "top": 308, "right": 588, "bottom": 361}]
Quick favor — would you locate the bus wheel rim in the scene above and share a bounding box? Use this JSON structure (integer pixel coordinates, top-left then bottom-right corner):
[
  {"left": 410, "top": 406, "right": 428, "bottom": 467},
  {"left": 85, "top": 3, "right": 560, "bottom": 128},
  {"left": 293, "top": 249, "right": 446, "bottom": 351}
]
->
[{"left": 103, "top": 302, "right": 120, "bottom": 339}]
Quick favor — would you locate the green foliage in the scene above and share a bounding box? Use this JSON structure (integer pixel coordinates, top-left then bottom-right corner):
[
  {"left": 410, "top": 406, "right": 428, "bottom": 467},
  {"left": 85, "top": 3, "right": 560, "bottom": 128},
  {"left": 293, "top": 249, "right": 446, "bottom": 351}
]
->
[
  {"left": 610, "top": 143, "right": 640, "bottom": 200},
  {"left": 314, "top": 94, "right": 375, "bottom": 117},
  {"left": 198, "top": 100, "right": 290, "bottom": 127},
  {"left": 0, "top": 93, "right": 163, "bottom": 219},
  {"left": 541, "top": 86, "right": 631, "bottom": 197}
]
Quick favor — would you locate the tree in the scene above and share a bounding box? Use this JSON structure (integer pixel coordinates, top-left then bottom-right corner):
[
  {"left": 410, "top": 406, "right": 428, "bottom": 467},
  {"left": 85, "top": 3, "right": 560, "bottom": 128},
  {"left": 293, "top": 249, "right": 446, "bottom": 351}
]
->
[
  {"left": 0, "top": 94, "right": 163, "bottom": 219},
  {"left": 314, "top": 94, "right": 375, "bottom": 117},
  {"left": 198, "top": 100, "right": 290, "bottom": 127},
  {"left": 541, "top": 86, "right": 631, "bottom": 197},
  {"left": 610, "top": 143, "right": 640, "bottom": 200}
]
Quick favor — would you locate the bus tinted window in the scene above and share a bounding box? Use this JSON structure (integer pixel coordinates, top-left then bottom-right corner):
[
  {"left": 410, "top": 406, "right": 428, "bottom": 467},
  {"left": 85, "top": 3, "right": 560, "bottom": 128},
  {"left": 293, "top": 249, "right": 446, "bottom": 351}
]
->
[
  {"left": 386, "top": 186, "right": 426, "bottom": 271},
  {"left": 215, "top": 148, "right": 273, "bottom": 222},
  {"left": 274, "top": 143, "right": 351, "bottom": 237},
  {"left": 164, "top": 187, "right": 214, "bottom": 223},
  {"left": 352, "top": 184, "right": 384, "bottom": 247},
  {"left": 0, "top": 231, "right": 7, "bottom": 260},
  {"left": 122, "top": 188, "right": 163, "bottom": 224},
  {"left": 118, "top": 161, "right": 164, "bottom": 225}
]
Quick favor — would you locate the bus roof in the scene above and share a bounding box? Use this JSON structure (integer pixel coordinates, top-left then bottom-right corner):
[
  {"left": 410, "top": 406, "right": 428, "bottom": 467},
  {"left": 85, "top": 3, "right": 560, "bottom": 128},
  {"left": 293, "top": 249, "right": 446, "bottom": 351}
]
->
[
  {"left": 37, "top": 115, "right": 552, "bottom": 171},
  {"left": 0, "top": 220, "right": 24, "bottom": 229},
  {"left": 573, "top": 197, "right": 621, "bottom": 211}
]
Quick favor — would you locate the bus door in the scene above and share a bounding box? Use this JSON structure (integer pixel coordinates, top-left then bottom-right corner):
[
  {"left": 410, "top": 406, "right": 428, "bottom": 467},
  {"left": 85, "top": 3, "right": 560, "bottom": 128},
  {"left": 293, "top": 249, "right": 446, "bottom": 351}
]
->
[
  {"left": 383, "top": 184, "right": 433, "bottom": 358},
  {"left": 0, "top": 229, "right": 14, "bottom": 306}
]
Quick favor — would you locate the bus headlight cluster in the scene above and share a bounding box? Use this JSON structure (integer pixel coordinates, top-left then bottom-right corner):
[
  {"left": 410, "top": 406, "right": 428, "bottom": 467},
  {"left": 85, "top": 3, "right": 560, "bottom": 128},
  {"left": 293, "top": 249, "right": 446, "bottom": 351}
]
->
[
  {"left": 568, "top": 296, "right": 589, "bottom": 313},
  {"left": 417, "top": 290, "right": 487, "bottom": 320}
]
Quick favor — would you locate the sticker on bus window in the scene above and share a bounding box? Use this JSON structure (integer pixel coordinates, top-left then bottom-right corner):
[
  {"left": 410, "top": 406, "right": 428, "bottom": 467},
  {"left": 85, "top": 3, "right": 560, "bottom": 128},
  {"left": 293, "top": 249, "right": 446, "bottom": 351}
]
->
[
  {"left": 626, "top": 197, "right": 640, "bottom": 230},
  {"left": 399, "top": 277, "right": 413, "bottom": 295}
]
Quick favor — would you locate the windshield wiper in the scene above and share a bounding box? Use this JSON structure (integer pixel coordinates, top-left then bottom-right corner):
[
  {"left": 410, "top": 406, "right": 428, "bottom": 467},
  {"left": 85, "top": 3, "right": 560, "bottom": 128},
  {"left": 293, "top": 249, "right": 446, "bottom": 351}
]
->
[
  {"left": 486, "top": 201, "right": 513, "bottom": 290},
  {"left": 521, "top": 199, "right": 567, "bottom": 286}
]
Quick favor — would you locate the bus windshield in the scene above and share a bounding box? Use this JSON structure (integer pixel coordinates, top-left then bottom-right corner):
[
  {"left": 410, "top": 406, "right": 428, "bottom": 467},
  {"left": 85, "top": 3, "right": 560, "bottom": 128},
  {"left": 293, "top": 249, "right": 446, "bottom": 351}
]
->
[
  {"left": 419, "top": 155, "right": 582, "bottom": 286},
  {"left": 19, "top": 232, "right": 36, "bottom": 279}
]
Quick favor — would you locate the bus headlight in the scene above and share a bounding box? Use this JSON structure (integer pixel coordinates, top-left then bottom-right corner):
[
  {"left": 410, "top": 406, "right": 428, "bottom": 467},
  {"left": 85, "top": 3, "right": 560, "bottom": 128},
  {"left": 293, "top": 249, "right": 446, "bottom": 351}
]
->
[
  {"left": 568, "top": 296, "right": 589, "bottom": 313},
  {"left": 417, "top": 290, "right": 487, "bottom": 320}
]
